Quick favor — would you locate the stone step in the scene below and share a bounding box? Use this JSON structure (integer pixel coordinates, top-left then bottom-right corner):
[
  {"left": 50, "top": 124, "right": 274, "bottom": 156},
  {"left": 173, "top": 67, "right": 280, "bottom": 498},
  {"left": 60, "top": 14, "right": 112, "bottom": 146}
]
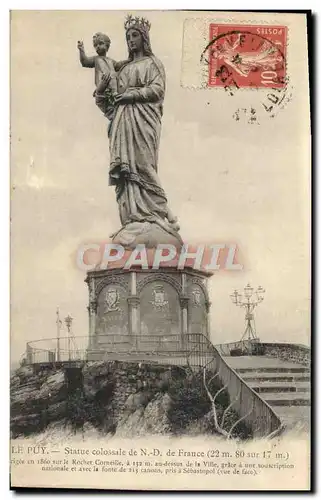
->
[
  {"left": 262, "top": 392, "right": 310, "bottom": 406},
  {"left": 224, "top": 355, "right": 310, "bottom": 373},
  {"left": 249, "top": 381, "right": 310, "bottom": 393},
  {"left": 242, "top": 373, "right": 310, "bottom": 383},
  {"left": 223, "top": 355, "right": 310, "bottom": 430},
  {"left": 236, "top": 366, "right": 310, "bottom": 374}
]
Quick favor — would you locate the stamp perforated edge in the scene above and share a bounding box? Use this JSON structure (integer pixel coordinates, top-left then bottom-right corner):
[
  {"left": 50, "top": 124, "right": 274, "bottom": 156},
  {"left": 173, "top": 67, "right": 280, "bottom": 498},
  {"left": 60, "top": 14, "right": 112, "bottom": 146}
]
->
[{"left": 180, "top": 17, "right": 291, "bottom": 92}]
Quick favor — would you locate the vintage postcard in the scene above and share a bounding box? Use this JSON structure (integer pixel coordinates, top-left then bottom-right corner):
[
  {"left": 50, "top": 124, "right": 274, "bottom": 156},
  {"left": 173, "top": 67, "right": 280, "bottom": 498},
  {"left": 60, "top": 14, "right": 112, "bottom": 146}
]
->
[{"left": 10, "top": 10, "right": 311, "bottom": 491}]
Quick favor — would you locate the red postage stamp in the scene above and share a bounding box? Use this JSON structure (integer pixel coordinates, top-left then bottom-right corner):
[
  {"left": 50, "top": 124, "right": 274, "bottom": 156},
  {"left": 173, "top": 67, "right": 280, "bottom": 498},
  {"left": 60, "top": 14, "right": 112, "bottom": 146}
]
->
[{"left": 208, "top": 25, "right": 287, "bottom": 89}]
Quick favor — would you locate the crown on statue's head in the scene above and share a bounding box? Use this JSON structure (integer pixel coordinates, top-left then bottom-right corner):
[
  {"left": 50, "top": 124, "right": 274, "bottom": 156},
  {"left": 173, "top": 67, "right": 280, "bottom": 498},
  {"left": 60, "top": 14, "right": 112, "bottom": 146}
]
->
[{"left": 124, "top": 14, "right": 151, "bottom": 35}]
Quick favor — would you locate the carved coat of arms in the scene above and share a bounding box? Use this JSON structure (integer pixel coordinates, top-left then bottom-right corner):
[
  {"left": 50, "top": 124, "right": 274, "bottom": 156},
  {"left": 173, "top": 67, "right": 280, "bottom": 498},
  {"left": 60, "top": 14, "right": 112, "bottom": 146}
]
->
[
  {"left": 192, "top": 288, "right": 202, "bottom": 306},
  {"left": 151, "top": 286, "right": 168, "bottom": 309},
  {"left": 104, "top": 287, "right": 120, "bottom": 312}
]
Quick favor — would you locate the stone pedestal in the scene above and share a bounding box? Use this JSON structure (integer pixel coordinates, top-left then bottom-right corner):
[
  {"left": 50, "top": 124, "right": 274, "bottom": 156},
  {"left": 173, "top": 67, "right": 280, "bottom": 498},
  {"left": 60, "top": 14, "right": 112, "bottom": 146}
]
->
[{"left": 85, "top": 264, "right": 212, "bottom": 359}]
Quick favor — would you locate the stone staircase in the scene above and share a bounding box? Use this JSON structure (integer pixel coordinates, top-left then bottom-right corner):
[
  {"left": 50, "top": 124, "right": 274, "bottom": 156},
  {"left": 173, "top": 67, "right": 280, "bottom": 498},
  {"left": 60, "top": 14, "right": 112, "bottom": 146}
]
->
[{"left": 224, "top": 355, "right": 310, "bottom": 432}]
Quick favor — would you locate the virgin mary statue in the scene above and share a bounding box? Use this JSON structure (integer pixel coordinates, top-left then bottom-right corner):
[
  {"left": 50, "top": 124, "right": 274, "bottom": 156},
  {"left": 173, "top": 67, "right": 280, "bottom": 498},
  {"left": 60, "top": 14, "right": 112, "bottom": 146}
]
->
[{"left": 95, "top": 15, "right": 182, "bottom": 247}]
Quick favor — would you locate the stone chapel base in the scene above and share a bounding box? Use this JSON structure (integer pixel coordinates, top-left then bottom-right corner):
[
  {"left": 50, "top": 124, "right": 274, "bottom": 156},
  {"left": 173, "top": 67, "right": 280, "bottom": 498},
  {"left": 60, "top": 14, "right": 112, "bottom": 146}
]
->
[{"left": 85, "top": 259, "right": 212, "bottom": 362}]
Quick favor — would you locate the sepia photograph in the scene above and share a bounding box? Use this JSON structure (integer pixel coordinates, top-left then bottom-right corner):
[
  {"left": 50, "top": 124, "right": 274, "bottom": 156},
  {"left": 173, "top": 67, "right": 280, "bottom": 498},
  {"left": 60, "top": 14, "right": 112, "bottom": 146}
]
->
[{"left": 9, "top": 9, "right": 311, "bottom": 491}]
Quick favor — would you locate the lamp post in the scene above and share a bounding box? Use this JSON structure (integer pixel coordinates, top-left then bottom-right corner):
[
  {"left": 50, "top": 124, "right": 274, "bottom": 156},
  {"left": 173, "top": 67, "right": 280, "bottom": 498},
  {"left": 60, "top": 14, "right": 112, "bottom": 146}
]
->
[
  {"left": 56, "top": 307, "right": 61, "bottom": 362},
  {"left": 230, "top": 284, "right": 265, "bottom": 350},
  {"left": 65, "top": 314, "right": 73, "bottom": 361}
]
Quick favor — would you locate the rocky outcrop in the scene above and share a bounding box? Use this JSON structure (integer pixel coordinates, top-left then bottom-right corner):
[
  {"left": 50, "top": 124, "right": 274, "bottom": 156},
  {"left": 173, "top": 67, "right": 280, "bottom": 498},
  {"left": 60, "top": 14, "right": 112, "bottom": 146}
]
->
[
  {"left": 116, "top": 393, "right": 172, "bottom": 437},
  {"left": 10, "top": 361, "right": 251, "bottom": 439},
  {"left": 11, "top": 366, "right": 67, "bottom": 437}
]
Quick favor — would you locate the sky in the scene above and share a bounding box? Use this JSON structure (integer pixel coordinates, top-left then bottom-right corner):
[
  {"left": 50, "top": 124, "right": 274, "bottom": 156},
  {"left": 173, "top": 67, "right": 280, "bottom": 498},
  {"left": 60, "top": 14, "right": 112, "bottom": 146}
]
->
[{"left": 10, "top": 11, "right": 310, "bottom": 362}]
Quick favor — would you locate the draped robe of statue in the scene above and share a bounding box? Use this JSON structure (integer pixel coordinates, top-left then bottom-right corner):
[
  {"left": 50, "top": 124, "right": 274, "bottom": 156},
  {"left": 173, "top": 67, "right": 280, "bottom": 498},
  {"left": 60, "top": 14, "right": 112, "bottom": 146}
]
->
[{"left": 95, "top": 55, "right": 181, "bottom": 246}]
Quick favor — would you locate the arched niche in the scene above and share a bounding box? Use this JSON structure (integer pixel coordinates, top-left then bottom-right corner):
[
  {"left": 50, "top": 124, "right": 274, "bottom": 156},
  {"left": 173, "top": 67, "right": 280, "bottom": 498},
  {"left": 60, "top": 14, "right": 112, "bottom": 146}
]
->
[
  {"left": 95, "top": 283, "right": 128, "bottom": 343},
  {"left": 139, "top": 279, "right": 181, "bottom": 342},
  {"left": 188, "top": 282, "right": 208, "bottom": 335}
]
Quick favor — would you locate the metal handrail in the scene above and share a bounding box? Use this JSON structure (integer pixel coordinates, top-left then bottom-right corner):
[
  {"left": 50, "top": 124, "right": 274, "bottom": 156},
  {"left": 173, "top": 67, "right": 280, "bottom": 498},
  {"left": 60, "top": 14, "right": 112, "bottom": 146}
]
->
[
  {"left": 185, "top": 334, "right": 283, "bottom": 438},
  {"left": 25, "top": 334, "right": 189, "bottom": 364}
]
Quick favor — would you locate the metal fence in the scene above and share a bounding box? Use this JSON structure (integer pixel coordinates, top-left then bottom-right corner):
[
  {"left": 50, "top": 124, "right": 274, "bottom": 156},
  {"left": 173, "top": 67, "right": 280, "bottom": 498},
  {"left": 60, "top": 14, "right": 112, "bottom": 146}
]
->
[
  {"left": 215, "top": 340, "right": 259, "bottom": 356},
  {"left": 25, "top": 334, "right": 188, "bottom": 365},
  {"left": 186, "top": 334, "right": 282, "bottom": 438}
]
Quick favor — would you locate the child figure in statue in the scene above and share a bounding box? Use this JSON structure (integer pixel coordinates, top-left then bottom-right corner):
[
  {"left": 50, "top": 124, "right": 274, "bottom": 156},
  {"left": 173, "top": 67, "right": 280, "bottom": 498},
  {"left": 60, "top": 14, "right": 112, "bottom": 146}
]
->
[{"left": 77, "top": 32, "right": 118, "bottom": 99}]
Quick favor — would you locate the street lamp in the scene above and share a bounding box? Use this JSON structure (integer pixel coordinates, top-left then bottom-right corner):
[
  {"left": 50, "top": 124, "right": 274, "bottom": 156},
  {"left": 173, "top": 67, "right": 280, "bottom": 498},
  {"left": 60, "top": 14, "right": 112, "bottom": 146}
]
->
[
  {"left": 56, "top": 307, "right": 62, "bottom": 362},
  {"left": 244, "top": 283, "right": 254, "bottom": 299},
  {"left": 230, "top": 290, "right": 239, "bottom": 305},
  {"left": 65, "top": 314, "right": 73, "bottom": 361},
  {"left": 230, "top": 284, "right": 265, "bottom": 350},
  {"left": 256, "top": 285, "right": 266, "bottom": 302}
]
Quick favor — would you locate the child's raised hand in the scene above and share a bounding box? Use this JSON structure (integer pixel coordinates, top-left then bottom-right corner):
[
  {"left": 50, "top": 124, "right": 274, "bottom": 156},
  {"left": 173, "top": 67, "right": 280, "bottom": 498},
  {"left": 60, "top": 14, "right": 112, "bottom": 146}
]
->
[{"left": 77, "top": 40, "right": 84, "bottom": 51}]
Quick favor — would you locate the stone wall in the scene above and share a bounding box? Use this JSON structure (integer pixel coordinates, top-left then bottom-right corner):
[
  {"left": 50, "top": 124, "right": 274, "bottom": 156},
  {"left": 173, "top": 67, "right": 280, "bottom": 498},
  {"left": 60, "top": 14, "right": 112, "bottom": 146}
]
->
[
  {"left": 215, "top": 341, "right": 311, "bottom": 366},
  {"left": 261, "top": 343, "right": 311, "bottom": 366}
]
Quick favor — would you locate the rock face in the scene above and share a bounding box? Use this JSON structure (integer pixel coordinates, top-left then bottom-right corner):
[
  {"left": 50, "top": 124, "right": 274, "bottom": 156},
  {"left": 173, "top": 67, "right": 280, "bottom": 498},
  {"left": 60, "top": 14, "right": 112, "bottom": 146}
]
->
[
  {"left": 116, "top": 393, "right": 172, "bottom": 438},
  {"left": 10, "top": 361, "right": 251, "bottom": 439},
  {"left": 11, "top": 366, "right": 67, "bottom": 437}
]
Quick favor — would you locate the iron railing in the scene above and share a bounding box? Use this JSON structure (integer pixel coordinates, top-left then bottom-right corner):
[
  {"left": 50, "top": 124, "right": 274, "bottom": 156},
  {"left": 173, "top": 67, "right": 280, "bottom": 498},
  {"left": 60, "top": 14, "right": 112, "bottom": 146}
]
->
[
  {"left": 186, "top": 334, "right": 283, "bottom": 438},
  {"left": 24, "top": 334, "right": 189, "bottom": 365},
  {"left": 215, "top": 339, "right": 262, "bottom": 356}
]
